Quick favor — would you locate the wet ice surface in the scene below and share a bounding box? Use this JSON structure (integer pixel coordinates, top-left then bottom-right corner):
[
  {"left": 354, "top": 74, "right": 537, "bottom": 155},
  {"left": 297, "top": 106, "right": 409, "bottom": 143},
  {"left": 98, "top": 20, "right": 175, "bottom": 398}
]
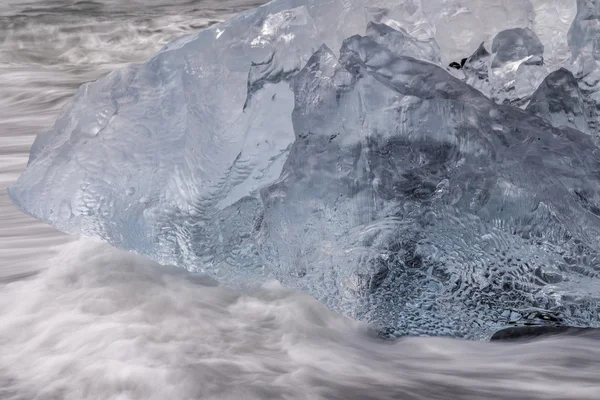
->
[{"left": 10, "top": 0, "right": 600, "bottom": 339}]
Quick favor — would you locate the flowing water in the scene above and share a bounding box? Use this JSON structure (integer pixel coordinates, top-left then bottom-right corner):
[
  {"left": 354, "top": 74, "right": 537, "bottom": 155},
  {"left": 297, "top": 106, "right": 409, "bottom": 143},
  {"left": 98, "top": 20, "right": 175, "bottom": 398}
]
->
[{"left": 1, "top": 1, "right": 600, "bottom": 399}]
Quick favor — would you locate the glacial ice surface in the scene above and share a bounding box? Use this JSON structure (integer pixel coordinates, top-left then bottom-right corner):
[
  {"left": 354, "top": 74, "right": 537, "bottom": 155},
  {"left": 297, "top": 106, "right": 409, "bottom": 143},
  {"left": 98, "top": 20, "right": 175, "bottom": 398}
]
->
[{"left": 10, "top": 0, "right": 600, "bottom": 338}]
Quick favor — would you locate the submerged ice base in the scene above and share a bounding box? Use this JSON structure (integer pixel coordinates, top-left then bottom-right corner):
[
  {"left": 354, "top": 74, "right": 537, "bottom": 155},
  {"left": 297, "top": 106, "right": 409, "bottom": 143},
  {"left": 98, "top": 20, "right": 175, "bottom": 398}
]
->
[{"left": 10, "top": 0, "right": 600, "bottom": 339}]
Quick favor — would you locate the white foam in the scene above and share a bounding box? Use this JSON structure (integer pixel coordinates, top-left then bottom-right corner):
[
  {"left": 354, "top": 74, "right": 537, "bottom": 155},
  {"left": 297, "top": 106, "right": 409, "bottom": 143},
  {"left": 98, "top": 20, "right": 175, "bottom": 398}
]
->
[{"left": 0, "top": 239, "right": 599, "bottom": 399}]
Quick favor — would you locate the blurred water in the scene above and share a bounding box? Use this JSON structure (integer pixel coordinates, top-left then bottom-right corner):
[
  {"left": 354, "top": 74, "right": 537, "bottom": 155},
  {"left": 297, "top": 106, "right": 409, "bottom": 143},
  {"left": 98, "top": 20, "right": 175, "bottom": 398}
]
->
[{"left": 1, "top": 1, "right": 600, "bottom": 399}]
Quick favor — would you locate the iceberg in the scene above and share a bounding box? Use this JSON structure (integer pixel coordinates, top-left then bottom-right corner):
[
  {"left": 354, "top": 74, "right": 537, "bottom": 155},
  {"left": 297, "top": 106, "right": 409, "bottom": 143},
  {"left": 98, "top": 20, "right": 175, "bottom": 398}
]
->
[{"left": 9, "top": 0, "right": 600, "bottom": 338}]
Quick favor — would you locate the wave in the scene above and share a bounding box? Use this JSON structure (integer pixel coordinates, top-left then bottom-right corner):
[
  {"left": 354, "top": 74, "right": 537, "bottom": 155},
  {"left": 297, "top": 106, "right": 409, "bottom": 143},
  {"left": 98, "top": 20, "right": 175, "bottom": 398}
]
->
[{"left": 0, "top": 239, "right": 598, "bottom": 399}]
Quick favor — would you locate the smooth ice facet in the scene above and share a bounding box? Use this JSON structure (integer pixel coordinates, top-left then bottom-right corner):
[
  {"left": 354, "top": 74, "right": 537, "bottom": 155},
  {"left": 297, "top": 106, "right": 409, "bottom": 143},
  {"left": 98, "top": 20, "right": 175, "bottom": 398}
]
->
[
  {"left": 526, "top": 68, "right": 590, "bottom": 133},
  {"left": 569, "top": 0, "right": 600, "bottom": 63},
  {"left": 491, "top": 28, "right": 544, "bottom": 68}
]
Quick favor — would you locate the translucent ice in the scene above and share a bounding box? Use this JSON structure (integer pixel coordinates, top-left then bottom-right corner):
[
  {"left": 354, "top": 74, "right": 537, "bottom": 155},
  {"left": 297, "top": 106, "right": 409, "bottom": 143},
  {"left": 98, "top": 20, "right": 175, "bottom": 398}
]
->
[
  {"left": 570, "top": 0, "right": 600, "bottom": 134},
  {"left": 491, "top": 28, "right": 544, "bottom": 68},
  {"left": 459, "top": 28, "right": 549, "bottom": 106},
  {"left": 365, "top": 22, "right": 441, "bottom": 65},
  {"left": 526, "top": 68, "right": 589, "bottom": 133},
  {"left": 10, "top": 0, "right": 600, "bottom": 338},
  {"left": 569, "top": 0, "right": 600, "bottom": 63}
]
